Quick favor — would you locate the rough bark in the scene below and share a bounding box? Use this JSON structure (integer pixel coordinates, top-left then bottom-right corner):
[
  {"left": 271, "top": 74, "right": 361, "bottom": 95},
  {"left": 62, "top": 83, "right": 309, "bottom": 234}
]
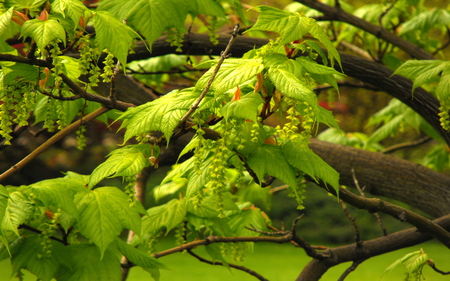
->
[
  {"left": 309, "top": 139, "right": 450, "bottom": 217},
  {"left": 296, "top": 214, "right": 450, "bottom": 280}
]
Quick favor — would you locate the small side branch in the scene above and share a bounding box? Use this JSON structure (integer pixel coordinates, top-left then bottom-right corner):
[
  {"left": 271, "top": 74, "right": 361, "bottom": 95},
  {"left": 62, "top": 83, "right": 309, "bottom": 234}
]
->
[
  {"left": 381, "top": 136, "right": 432, "bottom": 154},
  {"left": 338, "top": 260, "right": 363, "bottom": 281},
  {"left": 178, "top": 24, "right": 240, "bottom": 126},
  {"left": 340, "top": 200, "right": 361, "bottom": 246},
  {"left": 0, "top": 106, "right": 111, "bottom": 183},
  {"left": 186, "top": 249, "right": 269, "bottom": 281},
  {"left": 351, "top": 168, "right": 387, "bottom": 236},
  {"left": 336, "top": 186, "right": 450, "bottom": 248},
  {"left": 19, "top": 224, "right": 69, "bottom": 246},
  {"left": 428, "top": 260, "right": 450, "bottom": 275}
]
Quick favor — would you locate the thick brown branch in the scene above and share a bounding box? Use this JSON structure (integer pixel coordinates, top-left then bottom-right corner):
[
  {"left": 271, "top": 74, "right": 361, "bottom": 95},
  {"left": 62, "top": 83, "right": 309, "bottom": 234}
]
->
[
  {"left": 309, "top": 139, "right": 450, "bottom": 217},
  {"left": 296, "top": 214, "right": 450, "bottom": 281},
  {"left": 336, "top": 187, "right": 450, "bottom": 248}
]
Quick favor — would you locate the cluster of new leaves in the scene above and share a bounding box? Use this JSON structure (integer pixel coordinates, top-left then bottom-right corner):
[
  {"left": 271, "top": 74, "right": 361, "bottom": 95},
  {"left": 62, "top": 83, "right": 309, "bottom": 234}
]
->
[
  {"left": 0, "top": 1, "right": 345, "bottom": 280},
  {"left": 381, "top": 249, "right": 430, "bottom": 281},
  {"left": 0, "top": 173, "right": 164, "bottom": 281}
]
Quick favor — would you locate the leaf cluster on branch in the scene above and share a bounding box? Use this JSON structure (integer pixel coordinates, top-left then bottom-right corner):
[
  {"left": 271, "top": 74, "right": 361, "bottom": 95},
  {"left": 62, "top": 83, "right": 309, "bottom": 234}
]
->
[{"left": 0, "top": 0, "right": 450, "bottom": 281}]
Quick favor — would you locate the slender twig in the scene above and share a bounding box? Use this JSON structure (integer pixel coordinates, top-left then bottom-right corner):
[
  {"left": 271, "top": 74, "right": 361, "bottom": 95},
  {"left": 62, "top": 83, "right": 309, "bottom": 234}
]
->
[
  {"left": 351, "top": 169, "right": 387, "bottom": 236},
  {"left": 109, "top": 60, "right": 121, "bottom": 106},
  {"left": 338, "top": 260, "right": 363, "bottom": 281},
  {"left": 334, "top": 186, "right": 450, "bottom": 248},
  {"left": 186, "top": 249, "right": 269, "bottom": 281},
  {"left": 19, "top": 224, "right": 69, "bottom": 246},
  {"left": 153, "top": 234, "right": 292, "bottom": 259},
  {"left": 378, "top": 0, "right": 397, "bottom": 28},
  {"left": 381, "top": 136, "right": 432, "bottom": 154},
  {"left": 313, "top": 81, "right": 380, "bottom": 93},
  {"left": 126, "top": 67, "right": 209, "bottom": 75},
  {"left": 341, "top": 200, "right": 361, "bottom": 246},
  {"left": 428, "top": 260, "right": 450, "bottom": 275},
  {"left": 39, "top": 90, "right": 81, "bottom": 101},
  {"left": 178, "top": 23, "right": 240, "bottom": 126},
  {"left": 339, "top": 40, "right": 373, "bottom": 61},
  {"left": 432, "top": 27, "right": 450, "bottom": 56},
  {"left": 0, "top": 106, "right": 111, "bottom": 183},
  {"left": 245, "top": 225, "right": 289, "bottom": 236}
]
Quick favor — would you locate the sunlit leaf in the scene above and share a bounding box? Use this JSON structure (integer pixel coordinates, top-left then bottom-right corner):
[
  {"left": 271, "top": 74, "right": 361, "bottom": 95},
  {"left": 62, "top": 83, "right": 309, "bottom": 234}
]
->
[{"left": 89, "top": 143, "right": 153, "bottom": 188}]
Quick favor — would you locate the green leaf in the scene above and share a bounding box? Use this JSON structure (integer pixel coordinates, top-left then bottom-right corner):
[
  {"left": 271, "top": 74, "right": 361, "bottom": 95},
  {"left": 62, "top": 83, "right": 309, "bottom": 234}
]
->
[
  {"left": 400, "top": 9, "right": 450, "bottom": 35},
  {"left": 77, "top": 187, "right": 142, "bottom": 254},
  {"left": 436, "top": 70, "right": 450, "bottom": 101},
  {"left": 0, "top": 7, "right": 20, "bottom": 40},
  {"left": 368, "top": 114, "right": 404, "bottom": 144},
  {"left": 282, "top": 138, "right": 339, "bottom": 191},
  {"left": 21, "top": 17, "right": 66, "bottom": 51},
  {"left": 153, "top": 178, "right": 188, "bottom": 201},
  {"left": 393, "top": 60, "right": 449, "bottom": 92},
  {"left": 228, "top": 208, "right": 267, "bottom": 237},
  {"left": 51, "top": 0, "right": 88, "bottom": 26},
  {"left": 316, "top": 105, "right": 340, "bottom": 129},
  {"left": 1, "top": 191, "right": 34, "bottom": 235},
  {"left": 381, "top": 250, "right": 428, "bottom": 280},
  {"left": 236, "top": 182, "right": 272, "bottom": 210},
  {"left": 114, "top": 238, "right": 166, "bottom": 270},
  {"left": 92, "top": 11, "right": 139, "bottom": 64},
  {"left": 142, "top": 199, "right": 186, "bottom": 234},
  {"left": 29, "top": 178, "right": 86, "bottom": 217},
  {"left": 3, "top": 63, "right": 39, "bottom": 86},
  {"left": 247, "top": 6, "right": 311, "bottom": 45},
  {"left": 11, "top": 236, "right": 62, "bottom": 281},
  {"left": 187, "top": 193, "right": 239, "bottom": 218},
  {"left": 296, "top": 57, "right": 341, "bottom": 92},
  {"left": 221, "top": 92, "right": 263, "bottom": 122},
  {"left": 303, "top": 40, "right": 328, "bottom": 66},
  {"left": 7, "top": 0, "right": 46, "bottom": 10},
  {"left": 205, "top": 243, "right": 229, "bottom": 268},
  {"left": 99, "top": 0, "right": 186, "bottom": 48},
  {"left": 99, "top": 0, "right": 225, "bottom": 48},
  {"left": 118, "top": 88, "right": 198, "bottom": 142},
  {"left": 196, "top": 59, "right": 264, "bottom": 95},
  {"left": 89, "top": 143, "right": 152, "bottom": 188},
  {"left": 267, "top": 67, "right": 317, "bottom": 108},
  {"left": 247, "top": 6, "right": 340, "bottom": 67},
  {"left": 185, "top": 157, "right": 213, "bottom": 199},
  {"left": 0, "top": 185, "right": 9, "bottom": 226},
  {"left": 247, "top": 144, "right": 297, "bottom": 188},
  {"left": 55, "top": 244, "right": 121, "bottom": 281}
]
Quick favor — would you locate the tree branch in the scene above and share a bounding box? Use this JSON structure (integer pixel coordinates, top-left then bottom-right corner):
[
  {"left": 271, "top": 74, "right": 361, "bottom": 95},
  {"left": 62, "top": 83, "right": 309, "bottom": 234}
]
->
[
  {"left": 186, "top": 249, "right": 269, "bottom": 281},
  {"left": 335, "top": 186, "right": 450, "bottom": 248},
  {"left": 309, "top": 139, "right": 450, "bottom": 217},
  {"left": 127, "top": 34, "right": 450, "bottom": 145},
  {"left": 178, "top": 24, "right": 240, "bottom": 126},
  {"left": 296, "top": 214, "right": 450, "bottom": 281},
  {"left": 0, "top": 106, "right": 111, "bottom": 183},
  {"left": 293, "top": 0, "right": 435, "bottom": 60}
]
